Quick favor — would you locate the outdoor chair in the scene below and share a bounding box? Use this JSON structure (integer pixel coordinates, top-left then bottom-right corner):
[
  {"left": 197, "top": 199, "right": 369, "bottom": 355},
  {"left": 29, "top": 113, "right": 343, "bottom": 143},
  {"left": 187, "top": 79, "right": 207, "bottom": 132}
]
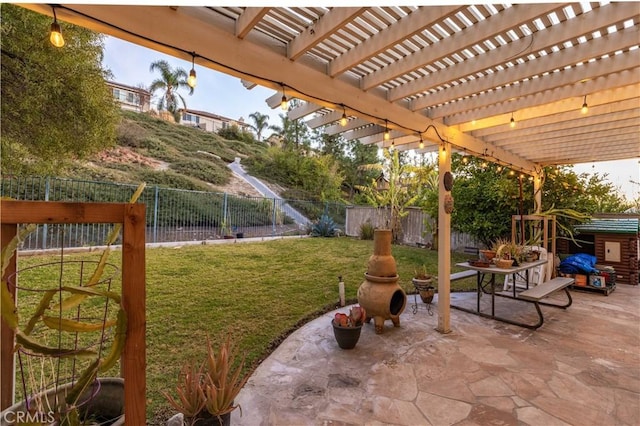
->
[{"left": 503, "top": 246, "right": 548, "bottom": 292}]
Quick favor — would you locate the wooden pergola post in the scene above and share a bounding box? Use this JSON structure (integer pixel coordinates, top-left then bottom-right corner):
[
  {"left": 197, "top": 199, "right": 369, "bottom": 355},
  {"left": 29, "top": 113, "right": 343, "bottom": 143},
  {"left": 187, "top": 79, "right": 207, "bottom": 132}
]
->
[
  {"left": 0, "top": 201, "right": 146, "bottom": 424},
  {"left": 437, "top": 142, "right": 452, "bottom": 334}
]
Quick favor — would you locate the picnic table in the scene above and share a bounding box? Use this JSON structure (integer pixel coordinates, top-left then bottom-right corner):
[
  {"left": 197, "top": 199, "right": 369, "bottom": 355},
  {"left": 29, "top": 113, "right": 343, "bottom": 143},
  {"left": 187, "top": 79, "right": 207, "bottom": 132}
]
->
[{"left": 452, "top": 260, "right": 573, "bottom": 329}]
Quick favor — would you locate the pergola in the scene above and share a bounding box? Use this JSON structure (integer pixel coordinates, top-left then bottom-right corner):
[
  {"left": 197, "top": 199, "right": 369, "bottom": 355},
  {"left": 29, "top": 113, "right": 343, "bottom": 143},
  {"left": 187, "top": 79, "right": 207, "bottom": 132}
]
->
[{"left": 19, "top": 3, "right": 639, "bottom": 333}]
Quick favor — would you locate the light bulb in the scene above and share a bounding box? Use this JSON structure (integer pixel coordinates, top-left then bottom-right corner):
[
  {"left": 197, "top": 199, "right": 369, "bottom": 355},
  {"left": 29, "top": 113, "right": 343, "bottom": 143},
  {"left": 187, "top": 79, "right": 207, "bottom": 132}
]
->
[
  {"left": 462, "top": 156, "right": 468, "bottom": 164},
  {"left": 419, "top": 140, "right": 424, "bottom": 149},
  {"left": 510, "top": 116, "right": 516, "bottom": 128},
  {"left": 187, "top": 68, "right": 197, "bottom": 88},
  {"left": 340, "top": 112, "right": 347, "bottom": 127},
  {"left": 50, "top": 21, "right": 64, "bottom": 47},
  {"left": 281, "top": 95, "right": 288, "bottom": 111},
  {"left": 581, "top": 96, "right": 588, "bottom": 114}
]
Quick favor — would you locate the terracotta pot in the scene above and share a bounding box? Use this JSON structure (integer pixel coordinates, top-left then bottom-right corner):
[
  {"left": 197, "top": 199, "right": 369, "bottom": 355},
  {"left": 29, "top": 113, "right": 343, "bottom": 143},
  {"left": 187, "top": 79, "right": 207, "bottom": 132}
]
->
[{"left": 331, "top": 320, "right": 362, "bottom": 349}]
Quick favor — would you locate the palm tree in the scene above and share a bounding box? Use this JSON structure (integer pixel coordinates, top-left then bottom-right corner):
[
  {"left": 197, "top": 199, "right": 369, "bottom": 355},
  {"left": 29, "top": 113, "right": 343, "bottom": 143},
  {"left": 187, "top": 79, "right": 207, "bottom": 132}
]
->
[
  {"left": 149, "top": 60, "right": 193, "bottom": 122},
  {"left": 248, "top": 112, "right": 269, "bottom": 142}
]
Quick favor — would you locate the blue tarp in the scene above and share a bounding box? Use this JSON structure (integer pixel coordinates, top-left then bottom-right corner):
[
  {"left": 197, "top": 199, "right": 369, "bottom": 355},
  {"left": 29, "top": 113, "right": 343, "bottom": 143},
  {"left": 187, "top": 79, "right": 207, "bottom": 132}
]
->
[{"left": 559, "top": 253, "right": 599, "bottom": 275}]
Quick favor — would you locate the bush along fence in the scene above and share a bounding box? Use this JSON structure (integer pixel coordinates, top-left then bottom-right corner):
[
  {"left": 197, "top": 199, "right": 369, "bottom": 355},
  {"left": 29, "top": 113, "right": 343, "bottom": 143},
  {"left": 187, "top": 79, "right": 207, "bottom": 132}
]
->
[{"left": 1, "top": 176, "right": 347, "bottom": 250}]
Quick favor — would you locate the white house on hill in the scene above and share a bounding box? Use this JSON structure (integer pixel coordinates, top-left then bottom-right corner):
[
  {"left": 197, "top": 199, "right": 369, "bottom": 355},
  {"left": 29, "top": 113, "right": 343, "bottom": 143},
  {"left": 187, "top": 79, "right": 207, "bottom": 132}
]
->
[
  {"left": 180, "top": 109, "right": 250, "bottom": 133},
  {"left": 106, "top": 81, "right": 151, "bottom": 113}
]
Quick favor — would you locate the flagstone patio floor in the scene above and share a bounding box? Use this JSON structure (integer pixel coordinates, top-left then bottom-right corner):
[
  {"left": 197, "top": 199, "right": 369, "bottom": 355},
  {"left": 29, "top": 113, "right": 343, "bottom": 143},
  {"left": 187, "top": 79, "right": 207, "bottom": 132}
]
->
[{"left": 233, "top": 284, "right": 640, "bottom": 425}]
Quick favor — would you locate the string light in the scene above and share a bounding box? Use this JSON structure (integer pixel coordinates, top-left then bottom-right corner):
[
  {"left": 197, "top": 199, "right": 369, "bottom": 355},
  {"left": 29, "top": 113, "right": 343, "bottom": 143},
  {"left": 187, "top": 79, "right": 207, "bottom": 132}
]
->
[
  {"left": 340, "top": 105, "right": 348, "bottom": 127},
  {"left": 497, "top": 166, "right": 503, "bottom": 172},
  {"left": 581, "top": 95, "right": 588, "bottom": 114},
  {"left": 462, "top": 149, "right": 469, "bottom": 164},
  {"left": 50, "top": 7, "right": 65, "bottom": 48},
  {"left": 280, "top": 87, "right": 288, "bottom": 111},
  {"left": 187, "top": 52, "right": 197, "bottom": 88},
  {"left": 418, "top": 134, "right": 424, "bottom": 150},
  {"left": 510, "top": 112, "right": 516, "bottom": 128},
  {"left": 383, "top": 120, "right": 390, "bottom": 141}
]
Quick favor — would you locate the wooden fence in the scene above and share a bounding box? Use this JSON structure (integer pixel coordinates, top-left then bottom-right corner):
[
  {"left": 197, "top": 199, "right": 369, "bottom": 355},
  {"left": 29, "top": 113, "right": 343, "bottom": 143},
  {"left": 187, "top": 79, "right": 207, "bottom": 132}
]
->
[{"left": 345, "top": 206, "right": 480, "bottom": 251}]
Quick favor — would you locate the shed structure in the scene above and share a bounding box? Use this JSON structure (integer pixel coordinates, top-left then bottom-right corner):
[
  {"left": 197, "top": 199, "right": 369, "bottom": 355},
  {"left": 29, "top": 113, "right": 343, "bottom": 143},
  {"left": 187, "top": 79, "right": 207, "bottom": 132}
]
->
[{"left": 570, "top": 218, "right": 639, "bottom": 285}]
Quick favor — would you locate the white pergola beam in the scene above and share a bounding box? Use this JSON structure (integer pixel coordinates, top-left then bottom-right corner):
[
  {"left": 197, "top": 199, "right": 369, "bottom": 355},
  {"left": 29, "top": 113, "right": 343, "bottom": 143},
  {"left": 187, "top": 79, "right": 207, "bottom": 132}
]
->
[
  {"left": 416, "top": 26, "right": 640, "bottom": 113},
  {"left": 479, "top": 107, "right": 640, "bottom": 142},
  {"left": 500, "top": 121, "right": 639, "bottom": 149},
  {"left": 288, "top": 7, "right": 366, "bottom": 60},
  {"left": 388, "top": 3, "right": 640, "bottom": 103},
  {"left": 306, "top": 110, "right": 342, "bottom": 128},
  {"left": 452, "top": 71, "right": 640, "bottom": 128},
  {"left": 236, "top": 8, "right": 270, "bottom": 39},
  {"left": 325, "top": 118, "right": 370, "bottom": 135},
  {"left": 362, "top": 3, "right": 562, "bottom": 90},
  {"left": 328, "top": 6, "right": 460, "bottom": 77},
  {"left": 343, "top": 125, "right": 385, "bottom": 141},
  {"left": 288, "top": 102, "right": 325, "bottom": 120}
]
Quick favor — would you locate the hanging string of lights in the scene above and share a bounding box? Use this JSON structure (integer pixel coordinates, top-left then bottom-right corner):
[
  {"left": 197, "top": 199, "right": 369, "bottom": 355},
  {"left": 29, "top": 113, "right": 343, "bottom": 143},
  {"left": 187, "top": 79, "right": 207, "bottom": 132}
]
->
[{"left": 51, "top": 4, "right": 543, "bottom": 177}]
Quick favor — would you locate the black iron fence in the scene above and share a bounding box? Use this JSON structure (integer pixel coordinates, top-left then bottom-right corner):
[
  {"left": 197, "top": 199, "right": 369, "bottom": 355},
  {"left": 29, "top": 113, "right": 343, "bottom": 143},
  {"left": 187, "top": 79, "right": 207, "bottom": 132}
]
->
[{"left": 1, "top": 176, "right": 347, "bottom": 250}]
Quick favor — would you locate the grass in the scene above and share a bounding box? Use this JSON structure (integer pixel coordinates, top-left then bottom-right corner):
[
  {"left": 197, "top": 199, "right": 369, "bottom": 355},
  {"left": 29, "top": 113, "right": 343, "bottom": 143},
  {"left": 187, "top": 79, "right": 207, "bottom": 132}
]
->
[{"left": 15, "top": 237, "right": 475, "bottom": 424}]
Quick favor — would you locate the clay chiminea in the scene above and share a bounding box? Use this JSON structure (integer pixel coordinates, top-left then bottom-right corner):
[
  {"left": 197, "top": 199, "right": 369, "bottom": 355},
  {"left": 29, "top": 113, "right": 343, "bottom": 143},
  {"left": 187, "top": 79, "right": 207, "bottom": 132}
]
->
[{"left": 357, "top": 229, "right": 407, "bottom": 333}]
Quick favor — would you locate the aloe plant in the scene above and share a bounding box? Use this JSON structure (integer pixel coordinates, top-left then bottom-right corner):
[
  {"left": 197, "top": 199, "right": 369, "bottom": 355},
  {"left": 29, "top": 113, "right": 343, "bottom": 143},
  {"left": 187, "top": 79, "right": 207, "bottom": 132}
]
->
[{"left": 165, "top": 335, "right": 249, "bottom": 423}]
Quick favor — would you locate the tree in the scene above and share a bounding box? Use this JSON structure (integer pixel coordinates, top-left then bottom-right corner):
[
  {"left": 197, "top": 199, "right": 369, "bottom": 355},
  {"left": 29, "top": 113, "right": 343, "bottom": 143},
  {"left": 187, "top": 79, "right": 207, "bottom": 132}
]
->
[
  {"left": 356, "top": 149, "right": 419, "bottom": 242},
  {"left": 0, "top": 4, "right": 119, "bottom": 174},
  {"left": 408, "top": 155, "right": 439, "bottom": 248},
  {"left": 268, "top": 101, "right": 311, "bottom": 152},
  {"left": 248, "top": 112, "right": 269, "bottom": 142},
  {"left": 450, "top": 156, "right": 631, "bottom": 247},
  {"left": 148, "top": 59, "right": 193, "bottom": 122}
]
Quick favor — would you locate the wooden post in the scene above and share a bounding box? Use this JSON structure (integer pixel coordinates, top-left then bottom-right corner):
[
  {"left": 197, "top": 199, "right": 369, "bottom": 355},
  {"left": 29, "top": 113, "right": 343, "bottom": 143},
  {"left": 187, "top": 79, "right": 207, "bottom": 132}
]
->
[
  {"left": 122, "top": 204, "right": 146, "bottom": 425},
  {"left": 437, "top": 142, "right": 452, "bottom": 334},
  {"left": 1, "top": 224, "right": 17, "bottom": 410}
]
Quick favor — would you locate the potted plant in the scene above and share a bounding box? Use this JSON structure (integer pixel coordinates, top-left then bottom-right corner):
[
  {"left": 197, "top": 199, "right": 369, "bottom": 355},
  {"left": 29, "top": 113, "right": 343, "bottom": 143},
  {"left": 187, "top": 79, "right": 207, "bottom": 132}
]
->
[
  {"left": 331, "top": 305, "right": 366, "bottom": 349},
  {"left": 165, "top": 335, "right": 248, "bottom": 426},
  {"left": 412, "top": 265, "right": 435, "bottom": 304}
]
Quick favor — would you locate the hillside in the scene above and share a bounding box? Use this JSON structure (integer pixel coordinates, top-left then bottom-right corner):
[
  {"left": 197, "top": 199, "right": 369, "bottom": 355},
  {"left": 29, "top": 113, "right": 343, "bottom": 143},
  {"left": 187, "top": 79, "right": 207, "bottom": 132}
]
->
[{"left": 67, "top": 110, "right": 269, "bottom": 197}]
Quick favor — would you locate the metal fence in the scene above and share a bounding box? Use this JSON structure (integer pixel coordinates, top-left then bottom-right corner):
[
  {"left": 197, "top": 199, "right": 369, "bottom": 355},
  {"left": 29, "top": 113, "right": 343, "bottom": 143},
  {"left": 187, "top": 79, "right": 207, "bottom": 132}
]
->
[{"left": 1, "top": 176, "right": 347, "bottom": 250}]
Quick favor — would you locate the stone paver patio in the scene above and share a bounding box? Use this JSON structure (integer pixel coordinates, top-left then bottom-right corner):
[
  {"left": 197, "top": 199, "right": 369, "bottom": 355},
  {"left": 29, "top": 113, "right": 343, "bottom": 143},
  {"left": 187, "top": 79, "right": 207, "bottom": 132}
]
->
[{"left": 234, "top": 284, "right": 640, "bottom": 425}]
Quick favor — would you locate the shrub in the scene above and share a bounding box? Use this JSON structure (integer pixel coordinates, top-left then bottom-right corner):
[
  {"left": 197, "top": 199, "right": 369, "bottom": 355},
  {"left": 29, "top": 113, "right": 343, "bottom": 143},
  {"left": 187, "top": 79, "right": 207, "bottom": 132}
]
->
[
  {"left": 359, "top": 221, "right": 375, "bottom": 240},
  {"left": 117, "top": 119, "right": 148, "bottom": 148}
]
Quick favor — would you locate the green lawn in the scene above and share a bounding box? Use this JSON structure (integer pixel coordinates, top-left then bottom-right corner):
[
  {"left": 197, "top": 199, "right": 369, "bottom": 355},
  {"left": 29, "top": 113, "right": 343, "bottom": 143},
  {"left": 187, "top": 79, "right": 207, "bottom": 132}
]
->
[{"left": 16, "top": 237, "right": 475, "bottom": 424}]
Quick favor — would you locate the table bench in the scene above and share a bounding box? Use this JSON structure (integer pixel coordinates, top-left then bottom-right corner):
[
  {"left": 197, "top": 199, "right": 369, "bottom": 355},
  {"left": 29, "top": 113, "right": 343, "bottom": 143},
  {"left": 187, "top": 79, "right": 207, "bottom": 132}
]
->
[
  {"left": 517, "top": 277, "right": 574, "bottom": 329},
  {"left": 452, "top": 261, "right": 574, "bottom": 330},
  {"left": 450, "top": 270, "right": 477, "bottom": 282}
]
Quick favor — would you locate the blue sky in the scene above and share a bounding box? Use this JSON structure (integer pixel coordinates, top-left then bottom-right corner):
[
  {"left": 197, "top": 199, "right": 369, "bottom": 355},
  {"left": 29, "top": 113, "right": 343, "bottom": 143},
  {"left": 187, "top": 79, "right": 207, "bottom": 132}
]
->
[{"left": 102, "top": 36, "right": 639, "bottom": 201}]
